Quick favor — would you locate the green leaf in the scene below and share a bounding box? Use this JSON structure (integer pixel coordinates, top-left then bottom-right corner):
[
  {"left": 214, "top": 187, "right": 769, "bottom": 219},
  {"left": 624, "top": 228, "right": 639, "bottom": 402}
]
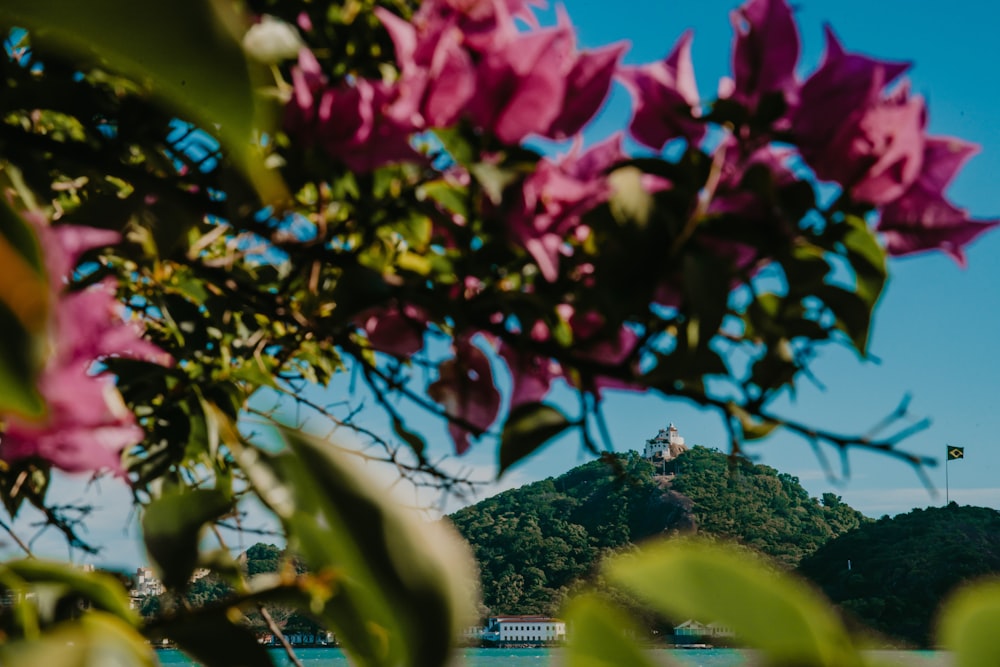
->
[
  {"left": 937, "top": 580, "right": 1000, "bottom": 667},
  {"left": 145, "top": 606, "right": 274, "bottom": 667},
  {"left": 604, "top": 539, "right": 862, "bottom": 667},
  {"left": 563, "top": 593, "right": 659, "bottom": 667},
  {"left": 1, "top": 0, "right": 283, "bottom": 202},
  {"left": 142, "top": 488, "right": 233, "bottom": 590},
  {"left": 0, "top": 612, "right": 156, "bottom": 667},
  {"left": 499, "top": 403, "right": 571, "bottom": 475},
  {"left": 607, "top": 167, "right": 655, "bottom": 226},
  {"left": 729, "top": 404, "right": 781, "bottom": 441},
  {"left": 470, "top": 163, "right": 520, "bottom": 205},
  {"left": 232, "top": 430, "right": 476, "bottom": 667},
  {"left": 432, "top": 127, "right": 476, "bottom": 168},
  {"left": 0, "top": 460, "right": 49, "bottom": 518},
  {"left": 815, "top": 285, "right": 873, "bottom": 354},
  {"left": 841, "top": 215, "right": 887, "bottom": 307},
  {"left": 681, "top": 251, "right": 730, "bottom": 350}
]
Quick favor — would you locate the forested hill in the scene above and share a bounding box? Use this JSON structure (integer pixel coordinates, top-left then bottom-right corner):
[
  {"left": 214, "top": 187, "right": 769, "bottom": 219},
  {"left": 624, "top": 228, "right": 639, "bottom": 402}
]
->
[
  {"left": 797, "top": 504, "right": 1000, "bottom": 647},
  {"left": 447, "top": 446, "right": 868, "bottom": 616}
]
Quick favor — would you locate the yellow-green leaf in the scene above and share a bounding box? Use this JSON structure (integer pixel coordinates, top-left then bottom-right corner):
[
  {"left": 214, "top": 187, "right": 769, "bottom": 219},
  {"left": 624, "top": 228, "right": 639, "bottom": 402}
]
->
[
  {"left": 232, "top": 429, "right": 477, "bottom": 667},
  {"left": 563, "top": 593, "right": 661, "bottom": 667},
  {"left": 0, "top": 201, "right": 48, "bottom": 417},
  {"left": 5, "top": 559, "right": 137, "bottom": 624},
  {"left": 0, "top": 612, "right": 155, "bottom": 667},
  {"left": 937, "top": 579, "right": 1000, "bottom": 667},
  {"left": 604, "top": 539, "right": 862, "bottom": 667}
]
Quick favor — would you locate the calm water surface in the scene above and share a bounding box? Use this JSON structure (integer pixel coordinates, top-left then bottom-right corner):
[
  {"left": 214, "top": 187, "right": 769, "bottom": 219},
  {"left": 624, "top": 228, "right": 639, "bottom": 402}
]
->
[{"left": 156, "top": 647, "right": 951, "bottom": 666}]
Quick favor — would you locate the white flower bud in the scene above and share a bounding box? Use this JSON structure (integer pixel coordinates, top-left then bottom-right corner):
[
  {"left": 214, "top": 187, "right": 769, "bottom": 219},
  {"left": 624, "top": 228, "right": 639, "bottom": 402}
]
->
[{"left": 243, "top": 15, "right": 304, "bottom": 64}]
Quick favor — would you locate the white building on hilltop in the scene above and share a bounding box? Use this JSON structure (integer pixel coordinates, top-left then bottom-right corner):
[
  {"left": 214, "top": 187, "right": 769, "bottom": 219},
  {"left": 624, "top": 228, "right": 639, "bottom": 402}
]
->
[
  {"left": 643, "top": 423, "right": 688, "bottom": 462},
  {"left": 131, "top": 567, "right": 164, "bottom": 599}
]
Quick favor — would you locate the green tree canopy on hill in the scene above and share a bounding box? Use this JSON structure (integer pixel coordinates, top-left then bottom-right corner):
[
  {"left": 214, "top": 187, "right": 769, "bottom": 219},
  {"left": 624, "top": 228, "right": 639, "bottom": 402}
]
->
[
  {"left": 797, "top": 504, "right": 1000, "bottom": 647},
  {"left": 449, "top": 447, "right": 868, "bottom": 616},
  {"left": 669, "top": 447, "right": 869, "bottom": 566}
]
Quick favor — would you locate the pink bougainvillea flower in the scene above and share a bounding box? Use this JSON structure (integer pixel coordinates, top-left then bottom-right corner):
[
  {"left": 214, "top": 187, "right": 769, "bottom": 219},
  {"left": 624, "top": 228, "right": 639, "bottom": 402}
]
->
[
  {"left": 878, "top": 138, "right": 999, "bottom": 265},
  {"left": 466, "top": 24, "right": 572, "bottom": 144},
  {"left": 793, "top": 28, "right": 921, "bottom": 203},
  {"left": 428, "top": 337, "right": 501, "bottom": 455},
  {"left": 2, "top": 362, "right": 145, "bottom": 474},
  {"left": 360, "top": 303, "right": 430, "bottom": 359},
  {"left": 618, "top": 30, "right": 704, "bottom": 150},
  {"left": 1, "top": 223, "right": 171, "bottom": 475},
  {"left": 794, "top": 27, "right": 909, "bottom": 155},
  {"left": 508, "top": 134, "right": 625, "bottom": 281},
  {"left": 284, "top": 49, "right": 419, "bottom": 171},
  {"left": 564, "top": 309, "right": 640, "bottom": 396},
  {"left": 55, "top": 281, "right": 172, "bottom": 367},
  {"left": 542, "top": 6, "right": 628, "bottom": 140},
  {"left": 413, "top": 0, "right": 545, "bottom": 52},
  {"left": 377, "top": 8, "right": 476, "bottom": 128},
  {"left": 843, "top": 85, "right": 927, "bottom": 206},
  {"left": 498, "top": 340, "right": 560, "bottom": 408},
  {"left": 547, "top": 39, "right": 628, "bottom": 140},
  {"left": 726, "top": 0, "right": 800, "bottom": 115},
  {"left": 381, "top": 1, "right": 618, "bottom": 143}
]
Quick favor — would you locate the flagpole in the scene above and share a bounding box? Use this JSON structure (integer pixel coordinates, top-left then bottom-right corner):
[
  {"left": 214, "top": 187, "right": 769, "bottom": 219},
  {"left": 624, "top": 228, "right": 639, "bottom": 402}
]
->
[{"left": 946, "top": 451, "right": 949, "bottom": 505}]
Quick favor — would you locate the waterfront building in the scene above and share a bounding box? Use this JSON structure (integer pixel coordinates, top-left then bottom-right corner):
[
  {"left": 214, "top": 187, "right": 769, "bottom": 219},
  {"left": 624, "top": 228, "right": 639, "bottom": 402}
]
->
[
  {"left": 673, "top": 619, "right": 735, "bottom": 643},
  {"left": 481, "top": 615, "right": 566, "bottom": 643}
]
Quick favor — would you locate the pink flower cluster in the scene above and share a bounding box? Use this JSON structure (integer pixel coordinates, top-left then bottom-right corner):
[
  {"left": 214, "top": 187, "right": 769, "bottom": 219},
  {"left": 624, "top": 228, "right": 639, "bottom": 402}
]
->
[
  {"left": 376, "top": 0, "right": 625, "bottom": 143},
  {"left": 0, "top": 220, "right": 170, "bottom": 475},
  {"left": 333, "top": 0, "right": 998, "bottom": 458},
  {"left": 284, "top": 0, "right": 626, "bottom": 172},
  {"left": 621, "top": 0, "right": 997, "bottom": 265}
]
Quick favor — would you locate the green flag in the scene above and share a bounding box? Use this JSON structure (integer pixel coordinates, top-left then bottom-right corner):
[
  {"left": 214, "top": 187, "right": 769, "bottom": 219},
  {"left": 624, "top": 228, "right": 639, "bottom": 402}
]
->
[{"left": 948, "top": 446, "right": 965, "bottom": 461}]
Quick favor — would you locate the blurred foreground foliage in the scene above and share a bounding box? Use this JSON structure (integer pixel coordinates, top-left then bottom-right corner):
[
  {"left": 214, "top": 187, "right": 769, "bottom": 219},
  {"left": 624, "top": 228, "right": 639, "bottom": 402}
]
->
[{"left": 0, "top": 0, "right": 997, "bottom": 666}]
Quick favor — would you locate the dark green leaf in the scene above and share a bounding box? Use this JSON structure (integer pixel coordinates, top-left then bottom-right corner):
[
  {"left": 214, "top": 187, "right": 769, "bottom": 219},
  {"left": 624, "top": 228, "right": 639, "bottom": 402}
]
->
[
  {"left": 681, "top": 252, "right": 730, "bottom": 350},
  {"left": 499, "top": 403, "right": 571, "bottom": 476},
  {"left": 142, "top": 489, "right": 233, "bottom": 590},
  {"left": 432, "top": 126, "right": 476, "bottom": 168},
  {"left": 0, "top": 461, "right": 49, "bottom": 518},
  {"left": 1, "top": 0, "right": 283, "bottom": 201},
  {"left": 815, "top": 285, "right": 873, "bottom": 354},
  {"left": 145, "top": 606, "right": 274, "bottom": 667}
]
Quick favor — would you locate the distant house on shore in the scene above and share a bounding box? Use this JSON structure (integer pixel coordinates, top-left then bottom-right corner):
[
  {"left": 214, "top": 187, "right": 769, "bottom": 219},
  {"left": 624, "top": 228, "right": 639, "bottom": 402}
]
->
[
  {"left": 673, "top": 619, "right": 735, "bottom": 644},
  {"left": 481, "top": 615, "right": 566, "bottom": 644}
]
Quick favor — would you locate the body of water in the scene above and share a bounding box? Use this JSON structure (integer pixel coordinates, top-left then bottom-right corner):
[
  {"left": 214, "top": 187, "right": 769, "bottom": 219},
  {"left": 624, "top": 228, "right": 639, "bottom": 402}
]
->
[{"left": 155, "top": 647, "right": 951, "bottom": 666}]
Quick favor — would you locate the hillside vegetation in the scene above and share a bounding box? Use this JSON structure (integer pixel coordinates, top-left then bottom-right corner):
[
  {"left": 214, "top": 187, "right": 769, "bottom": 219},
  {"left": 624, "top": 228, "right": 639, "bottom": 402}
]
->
[
  {"left": 448, "top": 446, "right": 868, "bottom": 616},
  {"left": 797, "top": 504, "right": 1000, "bottom": 647}
]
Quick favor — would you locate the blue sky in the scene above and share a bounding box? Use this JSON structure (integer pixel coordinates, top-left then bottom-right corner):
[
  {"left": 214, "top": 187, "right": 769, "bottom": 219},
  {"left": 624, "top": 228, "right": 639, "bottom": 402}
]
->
[{"left": 7, "top": 1, "right": 1000, "bottom": 569}]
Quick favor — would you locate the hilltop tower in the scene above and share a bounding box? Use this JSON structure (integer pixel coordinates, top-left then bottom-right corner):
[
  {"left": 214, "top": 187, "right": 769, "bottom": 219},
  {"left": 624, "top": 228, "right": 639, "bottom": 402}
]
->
[{"left": 643, "top": 423, "right": 688, "bottom": 463}]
